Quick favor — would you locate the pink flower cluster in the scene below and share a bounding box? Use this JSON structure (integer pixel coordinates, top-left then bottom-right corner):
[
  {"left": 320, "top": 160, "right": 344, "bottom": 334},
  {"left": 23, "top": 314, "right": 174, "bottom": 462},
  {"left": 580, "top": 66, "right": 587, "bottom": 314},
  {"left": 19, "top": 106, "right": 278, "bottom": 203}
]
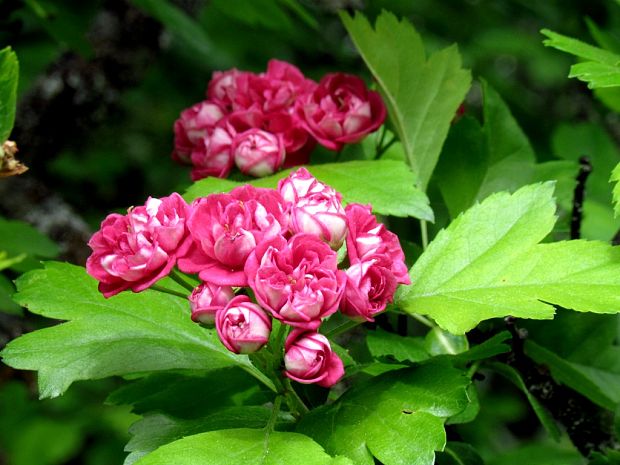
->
[
  {"left": 86, "top": 168, "right": 409, "bottom": 388},
  {"left": 172, "top": 60, "right": 386, "bottom": 181}
]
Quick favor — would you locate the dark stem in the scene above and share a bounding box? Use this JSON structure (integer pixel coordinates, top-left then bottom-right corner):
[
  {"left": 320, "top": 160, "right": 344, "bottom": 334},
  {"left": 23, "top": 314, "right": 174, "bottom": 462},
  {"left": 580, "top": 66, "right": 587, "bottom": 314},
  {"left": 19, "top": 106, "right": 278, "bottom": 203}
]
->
[
  {"left": 375, "top": 136, "right": 397, "bottom": 159},
  {"left": 570, "top": 156, "right": 592, "bottom": 240}
]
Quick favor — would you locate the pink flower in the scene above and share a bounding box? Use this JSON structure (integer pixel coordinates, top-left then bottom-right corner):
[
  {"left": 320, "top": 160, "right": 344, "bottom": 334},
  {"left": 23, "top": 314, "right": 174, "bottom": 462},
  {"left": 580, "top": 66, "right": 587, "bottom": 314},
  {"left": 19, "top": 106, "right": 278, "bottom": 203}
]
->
[
  {"left": 190, "top": 125, "right": 235, "bottom": 181},
  {"left": 189, "top": 282, "right": 235, "bottom": 324},
  {"left": 284, "top": 330, "right": 344, "bottom": 387},
  {"left": 172, "top": 101, "right": 225, "bottom": 165},
  {"left": 245, "top": 234, "right": 346, "bottom": 329},
  {"left": 232, "top": 128, "right": 285, "bottom": 177},
  {"left": 278, "top": 168, "right": 347, "bottom": 249},
  {"left": 178, "top": 185, "right": 288, "bottom": 286},
  {"left": 86, "top": 193, "right": 192, "bottom": 298},
  {"left": 216, "top": 295, "right": 272, "bottom": 354},
  {"left": 207, "top": 68, "right": 250, "bottom": 112},
  {"left": 297, "top": 73, "right": 386, "bottom": 151},
  {"left": 345, "top": 203, "right": 410, "bottom": 285},
  {"left": 340, "top": 261, "right": 397, "bottom": 321}
]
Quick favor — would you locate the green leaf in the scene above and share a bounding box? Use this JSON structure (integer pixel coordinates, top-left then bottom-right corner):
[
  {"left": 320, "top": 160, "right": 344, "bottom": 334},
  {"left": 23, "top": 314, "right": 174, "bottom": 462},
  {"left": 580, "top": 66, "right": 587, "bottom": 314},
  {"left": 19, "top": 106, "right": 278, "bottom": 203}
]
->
[
  {"left": 366, "top": 328, "right": 429, "bottom": 363},
  {"left": 0, "top": 273, "right": 22, "bottom": 315},
  {"left": 133, "top": 428, "right": 353, "bottom": 465},
  {"left": 397, "top": 182, "right": 620, "bottom": 334},
  {"left": 0, "top": 218, "right": 59, "bottom": 262},
  {"left": 185, "top": 160, "right": 434, "bottom": 221},
  {"left": 542, "top": 29, "right": 620, "bottom": 89},
  {"left": 0, "top": 47, "right": 19, "bottom": 142},
  {"left": 437, "top": 83, "right": 572, "bottom": 219},
  {"left": 525, "top": 340, "right": 620, "bottom": 410},
  {"left": 340, "top": 10, "right": 471, "bottom": 190},
  {"left": 297, "top": 361, "right": 470, "bottom": 465},
  {"left": 129, "top": 0, "right": 232, "bottom": 69},
  {"left": 488, "top": 362, "right": 561, "bottom": 440},
  {"left": 487, "top": 441, "right": 584, "bottom": 465},
  {"left": 108, "top": 368, "right": 269, "bottom": 418},
  {"left": 611, "top": 162, "right": 620, "bottom": 217},
  {"left": 125, "top": 409, "right": 295, "bottom": 465},
  {"left": 0, "top": 262, "right": 270, "bottom": 398},
  {"left": 435, "top": 442, "right": 484, "bottom": 465},
  {"left": 424, "top": 327, "right": 468, "bottom": 356}
]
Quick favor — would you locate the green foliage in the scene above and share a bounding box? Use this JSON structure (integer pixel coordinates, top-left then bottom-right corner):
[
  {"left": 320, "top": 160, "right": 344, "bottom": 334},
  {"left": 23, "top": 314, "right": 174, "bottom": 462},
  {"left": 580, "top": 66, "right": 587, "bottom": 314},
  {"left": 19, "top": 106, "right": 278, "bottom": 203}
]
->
[
  {"left": 125, "top": 408, "right": 295, "bottom": 465},
  {"left": 0, "top": 217, "right": 60, "bottom": 272},
  {"left": 397, "top": 182, "right": 620, "bottom": 334},
  {"left": 133, "top": 428, "right": 354, "bottom": 465},
  {"left": 1, "top": 262, "right": 270, "bottom": 398},
  {"left": 488, "top": 362, "right": 560, "bottom": 440},
  {"left": 436, "top": 81, "right": 576, "bottom": 220},
  {"left": 297, "top": 361, "right": 470, "bottom": 465},
  {"left": 610, "top": 161, "right": 620, "bottom": 217},
  {"left": 435, "top": 442, "right": 484, "bottom": 465},
  {"left": 340, "top": 10, "right": 471, "bottom": 190},
  {"left": 366, "top": 328, "right": 428, "bottom": 363},
  {"left": 185, "top": 160, "right": 434, "bottom": 221},
  {"left": 0, "top": 46, "right": 18, "bottom": 142},
  {"left": 542, "top": 29, "right": 620, "bottom": 89}
]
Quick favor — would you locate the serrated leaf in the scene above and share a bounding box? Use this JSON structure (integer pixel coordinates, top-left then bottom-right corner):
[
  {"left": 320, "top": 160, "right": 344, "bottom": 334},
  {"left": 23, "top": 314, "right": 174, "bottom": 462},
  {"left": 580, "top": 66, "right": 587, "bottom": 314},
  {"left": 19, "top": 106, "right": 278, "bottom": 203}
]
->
[
  {"left": 185, "top": 160, "right": 433, "bottom": 220},
  {"left": 525, "top": 340, "right": 620, "bottom": 410},
  {"left": 397, "top": 182, "right": 620, "bottom": 334},
  {"left": 0, "top": 262, "right": 270, "bottom": 398},
  {"left": 340, "top": 10, "right": 471, "bottom": 190},
  {"left": 125, "top": 409, "right": 294, "bottom": 465},
  {"left": 488, "top": 362, "right": 561, "bottom": 440},
  {"left": 297, "top": 361, "right": 470, "bottom": 465},
  {"left": 611, "top": 162, "right": 620, "bottom": 217},
  {"left": 542, "top": 29, "right": 620, "bottom": 89},
  {"left": 0, "top": 47, "right": 19, "bottom": 142},
  {"left": 133, "top": 428, "right": 353, "bottom": 465}
]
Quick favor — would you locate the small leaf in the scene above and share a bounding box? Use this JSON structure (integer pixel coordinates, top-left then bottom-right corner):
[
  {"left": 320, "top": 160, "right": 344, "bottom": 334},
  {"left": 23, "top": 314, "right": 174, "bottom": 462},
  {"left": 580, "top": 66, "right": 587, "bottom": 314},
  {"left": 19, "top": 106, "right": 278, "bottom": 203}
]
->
[
  {"left": 397, "top": 182, "right": 620, "bottom": 334},
  {"left": 133, "top": 428, "right": 353, "bottom": 465},
  {"left": 340, "top": 10, "right": 471, "bottom": 190},
  {"left": 185, "top": 160, "right": 434, "bottom": 221},
  {"left": 297, "top": 361, "right": 470, "bottom": 465},
  {"left": 488, "top": 362, "right": 561, "bottom": 440},
  {"left": 542, "top": 29, "right": 620, "bottom": 89},
  {"left": 0, "top": 47, "right": 19, "bottom": 142},
  {"left": 0, "top": 262, "right": 268, "bottom": 398}
]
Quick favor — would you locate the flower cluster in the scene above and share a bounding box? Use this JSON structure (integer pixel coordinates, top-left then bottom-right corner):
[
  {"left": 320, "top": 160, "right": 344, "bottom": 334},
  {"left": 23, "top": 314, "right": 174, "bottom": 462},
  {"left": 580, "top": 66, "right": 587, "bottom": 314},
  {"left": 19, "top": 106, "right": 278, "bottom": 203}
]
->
[
  {"left": 172, "top": 60, "right": 387, "bottom": 181},
  {"left": 86, "top": 168, "right": 409, "bottom": 387}
]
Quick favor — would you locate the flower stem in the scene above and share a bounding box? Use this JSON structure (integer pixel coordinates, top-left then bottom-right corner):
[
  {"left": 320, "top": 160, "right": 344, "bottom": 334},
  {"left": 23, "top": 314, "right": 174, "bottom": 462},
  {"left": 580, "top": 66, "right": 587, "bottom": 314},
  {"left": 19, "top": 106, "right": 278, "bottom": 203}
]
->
[
  {"left": 264, "top": 395, "right": 283, "bottom": 433},
  {"left": 242, "top": 364, "right": 277, "bottom": 393},
  {"left": 283, "top": 377, "right": 309, "bottom": 415},
  {"left": 169, "top": 268, "right": 197, "bottom": 292},
  {"left": 150, "top": 284, "right": 188, "bottom": 299},
  {"left": 410, "top": 313, "right": 435, "bottom": 328},
  {"left": 375, "top": 136, "right": 396, "bottom": 159},
  {"left": 420, "top": 220, "right": 429, "bottom": 250}
]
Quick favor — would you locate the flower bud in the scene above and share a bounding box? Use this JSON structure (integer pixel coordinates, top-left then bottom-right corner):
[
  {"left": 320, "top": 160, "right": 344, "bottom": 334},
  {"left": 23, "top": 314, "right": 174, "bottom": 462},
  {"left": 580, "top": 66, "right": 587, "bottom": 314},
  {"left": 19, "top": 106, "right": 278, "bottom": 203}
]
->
[
  {"left": 284, "top": 330, "right": 344, "bottom": 387},
  {"left": 216, "top": 295, "right": 272, "bottom": 354},
  {"left": 232, "top": 129, "right": 285, "bottom": 177},
  {"left": 189, "top": 282, "right": 235, "bottom": 324}
]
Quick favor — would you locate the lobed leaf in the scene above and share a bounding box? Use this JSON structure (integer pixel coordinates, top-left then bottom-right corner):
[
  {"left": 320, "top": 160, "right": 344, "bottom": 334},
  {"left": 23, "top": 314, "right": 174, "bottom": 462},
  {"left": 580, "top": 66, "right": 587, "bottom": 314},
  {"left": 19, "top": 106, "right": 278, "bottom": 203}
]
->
[
  {"left": 397, "top": 182, "right": 620, "bottom": 334},
  {"left": 542, "top": 29, "right": 620, "bottom": 89},
  {"left": 0, "top": 262, "right": 268, "bottom": 398},
  {"left": 185, "top": 160, "right": 434, "bottom": 221},
  {"left": 297, "top": 361, "right": 470, "bottom": 465},
  {"left": 340, "top": 10, "right": 471, "bottom": 190},
  {"left": 133, "top": 428, "right": 353, "bottom": 465},
  {"left": 611, "top": 161, "right": 620, "bottom": 217}
]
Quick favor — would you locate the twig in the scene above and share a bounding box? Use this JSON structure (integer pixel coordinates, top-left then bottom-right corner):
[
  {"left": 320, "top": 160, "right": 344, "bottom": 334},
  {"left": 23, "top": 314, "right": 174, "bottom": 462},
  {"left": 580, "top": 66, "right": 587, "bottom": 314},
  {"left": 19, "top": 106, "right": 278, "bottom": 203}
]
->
[{"left": 570, "top": 156, "right": 592, "bottom": 240}]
